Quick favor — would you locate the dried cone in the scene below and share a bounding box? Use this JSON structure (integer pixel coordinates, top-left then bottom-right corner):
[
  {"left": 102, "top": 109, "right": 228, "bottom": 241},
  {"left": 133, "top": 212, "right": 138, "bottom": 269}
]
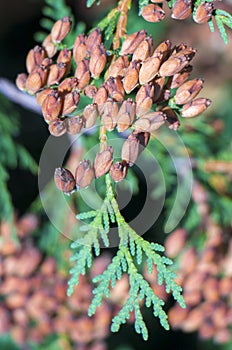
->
[
  {"left": 123, "top": 61, "right": 140, "bottom": 94},
  {"left": 54, "top": 168, "right": 76, "bottom": 193},
  {"left": 49, "top": 120, "right": 66, "bottom": 137},
  {"left": 58, "top": 77, "right": 78, "bottom": 94},
  {"left": 162, "top": 107, "right": 180, "bottom": 130},
  {"left": 36, "top": 88, "right": 53, "bottom": 105},
  {"left": 171, "top": 0, "right": 192, "bottom": 20},
  {"left": 89, "top": 43, "right": 107, "bottom": 78},
  {"left": 42, "top": 34, "right": 58, "bottom": 58},
  {"left": 136, "top": 84, "right": 154, "bottom": 117},
  {"left": 174, "top": 78, "right": 204, "bottom": 105},
  {"left": 170, "top": 65, "right": 193, "bottom": 89},
  {"left": 120, "top": 30, "right": 147, "bottom": 55},
  {"left": 51, "top": 16, "right": 72, "bottom": 43},
  {"left": 94, "top": 146, "right": 113, "bottom": 178},
  {"left": 101, "top": 99, "right": 118, "bottom": 131},
  {"left": 193, "top": 3, "right": 214, "bottom": 24},
  {"left": 105, "top": 76, "right": 125, "bottom": 102},
  {"left": 117, "top": 98, "right": 136, "bottom": 132},
  {"left": 159, "top": 48, "right": 196, "bottom": 77},
  {"left": 26, "top": 66, "right": 48, "bottom": 94},
  {"left": 181, "top": 97, "right": 211, "bottom": 118},
  {"left": 62, "top": 91, "right": 80, "bottom": 115},
  {"left": 141, "top": 4, "right": 165, "bottom": 23},
  {"left": 121, "top": 133, "right": 140, "bottom": 166},
  {"left": 110, "top": 161, "right": 128, "bottom": 182},
  {"left": 121, "top": 131, "right": 150, "bottom": 166},
  {"left": 134, "top": 111, "right": 166, "bottom": 132},
  {"left": 47, "top": 62, "right": 67, "bottom": 85},
  {"left": 139, "top": 56, "right": 161, "bottom": 85},
  {"left": 75, "top": 160, "right": 95, "bottom": 188},
  {"left": 107, "top": 56, "right": 130, "bottom": 78},
  {"left": 84, "top": 85, "right": 98, "bottom": 99},
  {"left": 42, "top": 91, "right": 63, "bottom": 122},
  {"left": 75, "top": 59, "right": 91, "bottom": 90},
  {"left": 132, "top": 36, "right": 154, "bottom": 62},
  {"left": 16, "top": 73, "right": 27, "bottom": 91},
  {"left": 83, "top": 103, "right": 99, "bottom": 129},
  {"left": 86, "top": 28, "right": 102, "bottom": 55},
  {"left": 65, "top": 116, "right": 83, "bottom": 134},
  {"left": 73, "top": 34, "right": 87, "bottom": 63},
  {"left": 93, "top": 85, "right": 108, "bottom": 112},
  {"left": 26, "top": 46, "right": 47, "bottom": 74}
]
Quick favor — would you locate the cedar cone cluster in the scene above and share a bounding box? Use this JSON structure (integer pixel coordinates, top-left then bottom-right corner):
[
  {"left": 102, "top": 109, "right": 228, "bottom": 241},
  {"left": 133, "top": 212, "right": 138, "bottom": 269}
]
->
[
  {"left": 0, "top": 216, "right": 130, "bottom": 349},
  {"left": 164, "top": 181, "right": 232, "bottom": 344},
  {"left": 16, "top": 16, "right": 211, "bottom": 192},
  {"left": 141, "top": 1, "right": 215, "bottom": 24}
]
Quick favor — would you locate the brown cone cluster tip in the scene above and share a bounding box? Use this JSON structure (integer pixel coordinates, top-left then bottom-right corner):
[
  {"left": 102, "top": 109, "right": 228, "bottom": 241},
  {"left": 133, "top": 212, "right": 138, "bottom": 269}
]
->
[{"left": 17, "top": 20, "right": 211, "bottom": 185}]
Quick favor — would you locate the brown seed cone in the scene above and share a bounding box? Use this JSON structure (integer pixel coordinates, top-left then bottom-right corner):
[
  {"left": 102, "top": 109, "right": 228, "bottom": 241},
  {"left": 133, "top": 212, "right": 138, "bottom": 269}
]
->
[
  {"left": 121, "top": 133, "right": 140, "bottom": 166},
  {"left": 170, "top": 65, "right": 193, "bottom": 89},
  {"left": 193, "top": 2, "right": 214, "bottom": 24},
  {"left": 117, "top": 98, "right": 136, "bottom": 132},
  {"left": 57, "top": 77, "right": 78, "bottom": 94},
  {"left": 93, "top": 85, "right": 108, "bottom": 112},
  {"left": 174, "top": 78, "right": 204, "bottom": 105},
  {"left": 36, "top": 88, "right": 54, "bottom": 105},
  {"left": 94, "top": 146, "right": 113, "bottom": 178},
  {"left": 123, "top": 61, "right": 140, "bottom": 94},
  {"left": 54, "top": 167, "right": 76, "bottom": 193},
  {"left": 139, "top": 56, "right": 161, "bottom": 85},
  {"left": 89, "top": 43, "right": 107, "bottom": 79},
  {"left": 84, "top": 85, "right": 98, "bottom": 99},
  {"left": 65, "top": 116, "right": 83, "bottom": 134},
  {"left": 86, "top": 28, "right": 102, "bottom": 55},
  {"left": 47, "top": 62, "right": 67, "bottom": 85},
  {"left": 120, "top": 30, "right": 147, "bottom": 55},
  {"left": 107, "top": 56, "right": 130, "bottom": 78},
  {"left": 26, "top": 66, "right": 48, "bottom": 94},
  {"left": 26, "top": 46, "right": 47, "bottom": 74},
  {"left": 75, "top": 160, "right": 95, "bottom": 188},
  {"left": 49, "top": 119, "right": 66, "bottom": 136},
  {"left": 75, "top": 58, "right": 91, "bottom": 90},
  {"left": 161, "top": 106, "right": 180, "bottom": 130},
  {"left": 153, "top": 76, "right": 166, "bottom": 102},
  {"left": 136, "top": 84, "right": 154, "bottom": 117},
  {"left": 132, "top": 36, "right": 154, "bottom": 62},
  {"left": 121, "top": 131, "right": 150, "bottom": 166},
  {"left": 42, "top": 91, "right": 63, "bottom": 122},
  {"left": 153, "top": 40, "right": 172, "bottom": 59},
  {"left": 62, "top": 91, "right": 80, "bottom": 115},
  {"left": 110, "top": 161, "right": 128, "bottom": 182},
  {"left": 134, "top": 111, "right": 166, "bottom": 132},
  {"left": 57, "top": 48, "right": 72, "bottom": 64},
  {"left": 16, "top": 73, "right": 27, "bottom": 91},
  {"left": 159, "top": 54, "right": 192, "bottom": 77},
  {"left": 171, "top": 0, "right": 192, "bottom": 20},
  {"left": 83, "top": 103, "right": 99, "bottom": 129},
  {"left": 73, "top": 34, "right": 87, "bottom": 63},
  {"left": 101, "top": 99, "right": 118, "bottom": 131},
  {"left": 51, "top": 16, "right": 72, "bottom": 43},
  {"left": 181, "top": 97, "right": 211, "bottom": 118},
  {"left": 141, "top": 4, "right": 165, "bottom": 23},
  {"left": 105, "top": 76, "right": 125, "bottom": 102},
  {"left": 42, "top": 34, "right": 58, "bottom": 58}
]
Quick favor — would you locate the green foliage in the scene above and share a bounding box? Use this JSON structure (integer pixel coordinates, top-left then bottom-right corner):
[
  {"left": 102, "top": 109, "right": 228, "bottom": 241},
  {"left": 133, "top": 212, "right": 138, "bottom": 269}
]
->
[
  {"left": 68, "top": 175, "right": 185, "bottom": 340},
  {"left": 0, "top": 95, "right": 37, "bottom": 224},
  {"left": 86, "top": 0, "right": 101, "bottom": 8},
  {"left": 214, "top": 9, "right": 232, "bottom": 45}
]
